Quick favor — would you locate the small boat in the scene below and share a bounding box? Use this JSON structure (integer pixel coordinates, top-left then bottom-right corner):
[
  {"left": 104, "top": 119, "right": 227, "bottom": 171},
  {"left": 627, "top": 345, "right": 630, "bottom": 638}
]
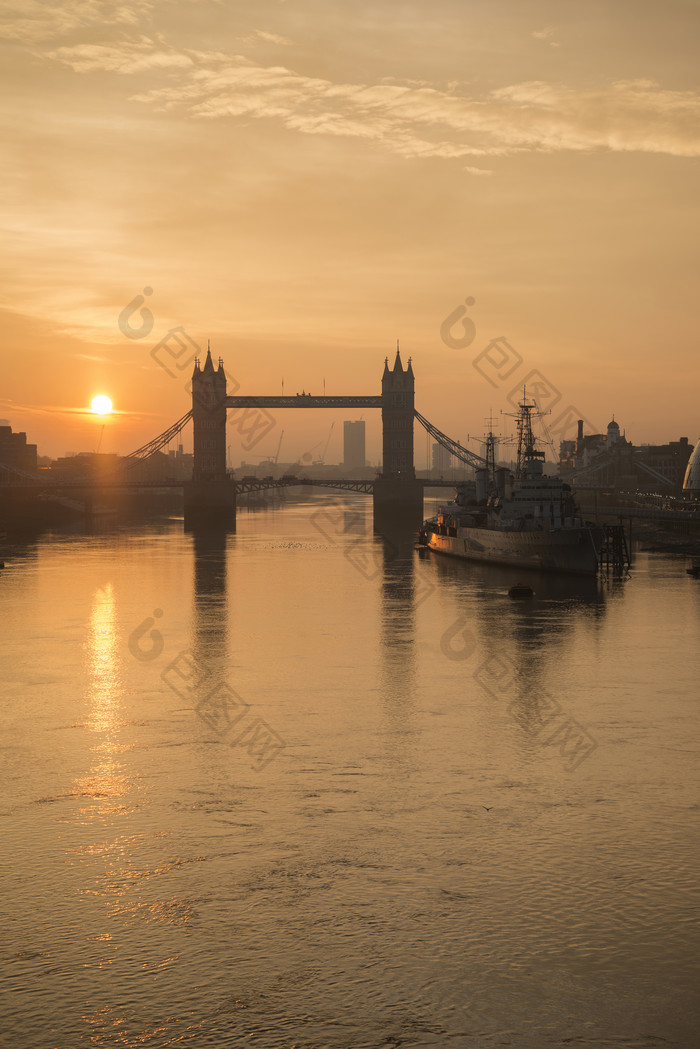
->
[
  {"left": 686, "top": 565, "right": 700, "bottom": 577},
  {"left": 509, "top": 584, "right": 534, "bottom": 598}
]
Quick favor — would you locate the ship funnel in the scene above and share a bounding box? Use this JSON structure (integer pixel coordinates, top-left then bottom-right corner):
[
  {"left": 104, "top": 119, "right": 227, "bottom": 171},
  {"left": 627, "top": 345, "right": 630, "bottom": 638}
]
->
[
  {"left": 476, "top": 468, "right": 489, "bottom": 503},
  {"left": 495, "top": 467, "right": 508, "bottom": 499}
]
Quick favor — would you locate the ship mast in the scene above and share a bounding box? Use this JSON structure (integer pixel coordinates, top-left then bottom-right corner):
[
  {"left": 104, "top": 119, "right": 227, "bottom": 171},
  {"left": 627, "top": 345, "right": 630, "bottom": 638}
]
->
[
  {"left": 484, "top": 411, "right": 498, "bottom": 494},
  {"left": 510, "top": 389, "right": 547, "bottom": 479}
]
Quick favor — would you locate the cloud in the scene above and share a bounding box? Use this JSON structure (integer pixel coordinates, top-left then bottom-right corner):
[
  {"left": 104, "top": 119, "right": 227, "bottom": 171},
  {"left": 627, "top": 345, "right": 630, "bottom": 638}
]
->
[
  {"left": 44, "top": 42, "right": 700, "bottom": 160},
  {"left": 241, "top": 29, "right": 293, "bottom": 47},
  {"left": 532, "top": 26, "right": 560, "bottom": 47},
  {"left": 464, "top": 166, "right": 493, "bottom": 176},
  {"left": 46, "top": 39, "right": 194, "bottom": 74},
  {"left": 0, "top": 1, "right": 155, "bottom": 43}
]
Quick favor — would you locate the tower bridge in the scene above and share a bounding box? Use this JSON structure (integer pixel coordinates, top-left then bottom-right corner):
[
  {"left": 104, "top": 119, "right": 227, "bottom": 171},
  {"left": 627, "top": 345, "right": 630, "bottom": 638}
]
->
[{"left": 186, "top": 348, "right": 425, "bottom": 526}]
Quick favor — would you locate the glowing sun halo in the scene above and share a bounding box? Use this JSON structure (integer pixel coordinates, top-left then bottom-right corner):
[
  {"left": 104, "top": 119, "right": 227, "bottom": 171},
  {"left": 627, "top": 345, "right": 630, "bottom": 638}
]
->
[{"left": 91, "top": 395, "right": 113, "bottom": 415}]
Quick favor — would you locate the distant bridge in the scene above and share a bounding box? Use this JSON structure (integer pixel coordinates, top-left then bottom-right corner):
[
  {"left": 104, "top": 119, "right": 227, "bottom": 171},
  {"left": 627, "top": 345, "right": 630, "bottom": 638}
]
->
[
  {"left": 0, "top": 470, "right": 456, "bottom": 495},
  {"left": 578, "top": 504, "right": 700, "bottom": 524},
  {"left": 3, "top": 461, "right": 698, "bottom": 524}
]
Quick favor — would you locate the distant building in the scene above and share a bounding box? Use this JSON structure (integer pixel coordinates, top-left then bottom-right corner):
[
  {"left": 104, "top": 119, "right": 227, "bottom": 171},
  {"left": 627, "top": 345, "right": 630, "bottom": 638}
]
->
[
  {"left": 47, "top": 449, "right": 194, "bottom": 483},
  {"left": 343, "top": 421, "right": 365, "bottom": 470},
  {"left": 559, "top": 416, "right": 693, "bottom": 492},
  {"left": 129, "top": 448, "right": 193, "bottom": 482},
  {"left": 50, "top": 452, "right": 123, "bottom": 481},
  {"left": 432, "top": 441, "right": 451, "bottom": 475},
  {"left": 165, "top": 444, "right": 194, "bottom": 480},
  {"left": 0, "top": 424, "right": 38, "bottom": 472},
  {"left": 637, "top": 437, "right": 692, "bottom": 487}
]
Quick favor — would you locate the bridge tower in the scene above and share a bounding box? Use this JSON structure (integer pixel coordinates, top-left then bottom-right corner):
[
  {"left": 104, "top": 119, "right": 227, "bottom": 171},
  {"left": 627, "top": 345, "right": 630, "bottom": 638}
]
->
[
  {"left": 381, "top": 348, "right": 415, "bottom": 478},
  {"left": 184, "top": 346, "right": 236, "bottom": 526},
  {"left": 374, "top": 349, "right": 423, "bottom": 526}
]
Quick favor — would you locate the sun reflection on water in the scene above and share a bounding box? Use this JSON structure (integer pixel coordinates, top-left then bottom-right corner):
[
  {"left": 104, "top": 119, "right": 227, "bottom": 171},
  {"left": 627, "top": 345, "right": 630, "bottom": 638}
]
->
[
  {"left": 74, "top": 583, "right": 137, "bottom": 814},
  {"left": 86, "top": 583, "right": 121, "bottom": 736}
]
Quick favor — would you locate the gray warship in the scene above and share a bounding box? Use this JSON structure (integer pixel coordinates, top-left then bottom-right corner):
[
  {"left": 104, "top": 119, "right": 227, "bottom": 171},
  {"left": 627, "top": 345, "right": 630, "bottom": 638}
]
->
[{"left": 419, "top": 397, "right": 605, "bottom": 576}]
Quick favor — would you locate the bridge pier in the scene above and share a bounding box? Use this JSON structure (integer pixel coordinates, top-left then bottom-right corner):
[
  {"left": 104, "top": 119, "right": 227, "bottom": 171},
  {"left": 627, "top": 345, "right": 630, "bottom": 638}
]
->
[
  {"left": 373, "top": 478, "right": 424, "bottom": 530},
  {"left": 184, "top": 478, "right": 236, "bottom": 528}
]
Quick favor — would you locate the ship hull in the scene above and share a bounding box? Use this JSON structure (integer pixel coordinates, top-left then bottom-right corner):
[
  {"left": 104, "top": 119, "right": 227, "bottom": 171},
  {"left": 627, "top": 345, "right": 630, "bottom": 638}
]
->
[{"left": 423, "top": 524, "right": 604, "bottom": 576}]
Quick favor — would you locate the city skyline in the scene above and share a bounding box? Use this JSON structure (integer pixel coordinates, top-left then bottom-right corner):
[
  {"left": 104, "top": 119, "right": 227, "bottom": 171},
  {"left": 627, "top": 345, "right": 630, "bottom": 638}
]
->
[
  {"left": 1, "top": 363, "right": 694, "bottom": 471},
  {"left": 2, "top": 1, "right": 699, "bottom": 459}
]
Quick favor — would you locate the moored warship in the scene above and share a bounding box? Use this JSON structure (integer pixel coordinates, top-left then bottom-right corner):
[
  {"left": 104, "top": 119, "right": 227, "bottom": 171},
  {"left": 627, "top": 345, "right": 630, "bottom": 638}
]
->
[{"left": 419, "top": 397, "right": 605, "bottom": 575}]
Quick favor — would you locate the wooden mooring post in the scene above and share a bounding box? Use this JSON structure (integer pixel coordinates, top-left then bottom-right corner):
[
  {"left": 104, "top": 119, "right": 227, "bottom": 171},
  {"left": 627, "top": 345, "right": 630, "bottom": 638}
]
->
[{"left": 599, "top": 522, "right": 631, "bottom": 572}]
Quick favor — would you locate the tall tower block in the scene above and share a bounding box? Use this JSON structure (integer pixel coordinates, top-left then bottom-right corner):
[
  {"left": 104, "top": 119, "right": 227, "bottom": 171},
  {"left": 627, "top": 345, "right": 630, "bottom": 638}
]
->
[
  {"left": 184, "top": 348, "right": 235, "bottom": 526},
  {"left": 374, "top": 349, "right": 423, "bottom": 527}
]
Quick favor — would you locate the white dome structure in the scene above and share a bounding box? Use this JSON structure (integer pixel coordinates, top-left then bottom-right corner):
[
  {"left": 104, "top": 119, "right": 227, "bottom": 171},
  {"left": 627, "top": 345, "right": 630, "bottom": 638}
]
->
[{"left": 683, "top": 439, "right": 700, "bottom": 494}]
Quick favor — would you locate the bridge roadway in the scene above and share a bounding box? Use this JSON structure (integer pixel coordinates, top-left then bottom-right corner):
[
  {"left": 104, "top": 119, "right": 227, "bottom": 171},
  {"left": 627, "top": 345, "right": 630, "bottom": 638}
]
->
[{"left": 225, "top": 396, "right": 383, "bottom": 409}]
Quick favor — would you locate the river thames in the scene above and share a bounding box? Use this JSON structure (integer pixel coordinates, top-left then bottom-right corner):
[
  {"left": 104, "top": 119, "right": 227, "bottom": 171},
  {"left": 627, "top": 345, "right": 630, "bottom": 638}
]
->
[{"left": 1, "top": 494, "right": 699, "bottom": 1048}]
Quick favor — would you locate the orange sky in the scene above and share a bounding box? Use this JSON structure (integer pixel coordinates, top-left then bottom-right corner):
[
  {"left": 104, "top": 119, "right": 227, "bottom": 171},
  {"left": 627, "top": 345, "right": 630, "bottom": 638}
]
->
[{"left": 1, "top": 1, "right": 698, "bottom": 465}]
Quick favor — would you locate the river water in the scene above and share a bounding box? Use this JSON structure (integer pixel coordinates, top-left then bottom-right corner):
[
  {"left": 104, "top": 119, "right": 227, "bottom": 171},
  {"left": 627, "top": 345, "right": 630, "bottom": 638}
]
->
[{"left": 1, "top": 493, "right": 699, "bottom": 1048}]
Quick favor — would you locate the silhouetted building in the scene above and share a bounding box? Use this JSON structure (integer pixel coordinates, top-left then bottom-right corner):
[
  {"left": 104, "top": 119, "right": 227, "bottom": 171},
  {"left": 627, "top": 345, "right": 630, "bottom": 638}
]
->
[
  {"left": 47, "top": 448, "right": 194, "bottom": 484},
  {"left": 637, "top": 437, "right": 692, "bottom": 487},
  {"left": 129, "top": 449, "right": 194, "bottom": 482},
  {"left": 165, "top": 445, "right": 194, "bottom": 480},
  {"left": 343, "top": 420, "right": 365, "bottom": 470},
  {"left": 432, "top": 441, "right": 451, "bottom": 475},
  {"left": 50, "top": 453, "right": 123, "bottom": 481},
  {"left": 606, "top": 418, "right": 621, "bottom": 446},
  {"left": 0, "top": 424, "right": 37, "bottom": 472},
  {"left": 559, "top": 416, "right": 693, "bottom": 492}
]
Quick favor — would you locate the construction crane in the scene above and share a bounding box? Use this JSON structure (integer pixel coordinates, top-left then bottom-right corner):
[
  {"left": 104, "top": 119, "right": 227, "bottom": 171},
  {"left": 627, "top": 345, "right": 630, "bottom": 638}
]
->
[
  {"left": 258, "top": 430, "right": 284, "bottom": 465},
  {"left": 298, "top": 422, "right": 336, "bottom": 466},
  {"left": 316, "top": 421, "right": 335, "bottom": 465},
  {"left": 273, "top": 430, "right": 284, "bottom": 463}
]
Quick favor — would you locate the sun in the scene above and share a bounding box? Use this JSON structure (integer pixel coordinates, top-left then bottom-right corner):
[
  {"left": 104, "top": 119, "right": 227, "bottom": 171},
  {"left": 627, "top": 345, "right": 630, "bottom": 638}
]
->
[{"left": 91, "top": 395, "right": 113, "bottom": 416}]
